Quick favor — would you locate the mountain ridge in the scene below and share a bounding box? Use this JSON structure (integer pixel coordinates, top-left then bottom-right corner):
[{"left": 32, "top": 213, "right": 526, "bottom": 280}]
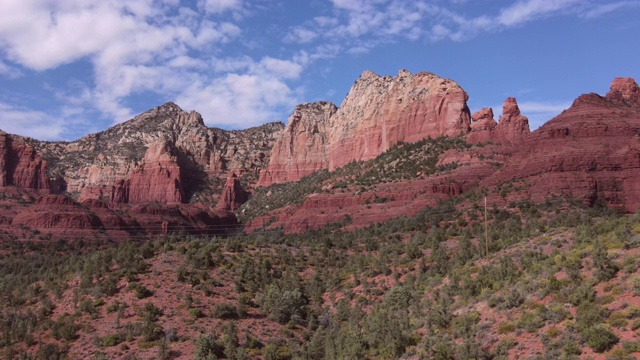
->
[{"left": 0, "top": 71, "right": 639, "bottom": 240}]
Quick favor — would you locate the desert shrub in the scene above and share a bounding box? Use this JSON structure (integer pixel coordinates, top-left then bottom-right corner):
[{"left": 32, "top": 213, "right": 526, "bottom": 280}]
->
[
  {"left": 568, "top": 284, "right": 596, "bottom": 306},
  {"left": 631, "top": 276, "right": 640, "bottom": 296},
  {"left": 51, "top": 315, "right": 79, "bottom": 341},
  {"left": 194, "top": 334, "right": 224, "bottom": 360},
  {"left": 516, "top": 312, "right": 544, "bottom": 332},
  {"left": 213, "top": 303, "right": 240, "bottom": 319},
  {"left": 188, "top": 308, "right": 204, "bottom": 319},
  {"left": 608, "top": 312, "right": 628, "bottom": 328},
  {"left": 452, "top": 311, "right": 480, "bottom": 338},
  {"left": 79, "top": 299, "right": 97, "bottom": 315},
  {"left": 101, "top": 333, "right": 125, "bottom": 347},
  {"left": 36, "top": 343, "right": 64, "bottom": 360},
  {"left": 622, "top": 341, "right": 640, "bottom": 353},
  {"left": 576, "top": 303, "right": 609, "bottom": 330},
  {"left": 258, "top": 285, "right": 308, "bottom": 325},
  {"left": 263, "top": 340, "right": 292, "bottom": 360},
  {"left": 497, "top": 321, "right": 515, "bottom": 334},
  {"left": 128, "top": 283, "right": 153, "bottom": 299},
  {"left": 582, "top": 324, "right": 618, "bottom": 353},
  {"left": 493, "top": 337, "right": 517, "bottom": 357},
  {"left": 383, "top": 286, "right": 413, "bottom": 311}
]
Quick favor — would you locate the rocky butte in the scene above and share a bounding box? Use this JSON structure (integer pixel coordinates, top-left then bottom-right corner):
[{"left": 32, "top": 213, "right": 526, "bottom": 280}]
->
[
  {"left": 244, "top": 76, "right": 640, "bottom": 233},
  {"left": 258, "top": 69, "right": 472, "bottom": 185}
]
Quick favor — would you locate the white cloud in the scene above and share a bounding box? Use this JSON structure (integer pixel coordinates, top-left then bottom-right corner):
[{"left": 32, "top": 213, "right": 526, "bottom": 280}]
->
[
  {"left": 198, "top": 0, "right": 242, "bottom": 14},
  {"left": 0, "top": 103, "right": 66, "bottom": 140},
  {"left": 284, "top": 27, "right": 318, "bottom": 44},
  {"left": 518, "top": 101, "right": 572, "bottom": 115},
  {"left": 0, "top": 0, "right": 252, "bottom": 125},
  {"left": 258, "top": 57, "right": 303, "bottom": 80},
  {"left": 306, "top": 0, "right": 630, "bottom": 48},
  {"left": 176, "top": 72, "right": 297, "bottom": 128}
]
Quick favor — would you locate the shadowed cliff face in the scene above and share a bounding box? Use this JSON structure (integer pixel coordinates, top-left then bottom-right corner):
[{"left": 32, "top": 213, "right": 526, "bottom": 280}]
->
[
  {"left": 0, "top": 132, "right": 49, "bottom": 191},
  {"left": 258, "top": 101, "right": 337, "bottom": 186}
]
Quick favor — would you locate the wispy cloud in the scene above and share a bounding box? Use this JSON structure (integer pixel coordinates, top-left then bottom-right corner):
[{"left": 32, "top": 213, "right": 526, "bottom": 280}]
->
[
  {"left": 0, "top": 103, "right": 67, "bottom": 140},
  {"left": 0, "top": 60, "right": 22, "bottom": 79},
  {"left": 288, "top": 0, "right": 634, "bottom": 51},
  {"left": 581, "top": 1, "right": 640, "bottom": 19}
]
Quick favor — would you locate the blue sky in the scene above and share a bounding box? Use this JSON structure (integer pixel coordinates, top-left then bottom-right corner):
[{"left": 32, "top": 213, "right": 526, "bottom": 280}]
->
[{"left": 0, "top": 0, "right": 638, "bottom": 140}]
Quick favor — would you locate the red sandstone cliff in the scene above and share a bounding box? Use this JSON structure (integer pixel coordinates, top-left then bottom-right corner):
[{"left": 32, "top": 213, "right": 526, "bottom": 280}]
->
[
  {"left": 258, "top": 102, "right": 337, "bottom": 185},
  {"left": 327, "top": 69, "right": 471, "bottom": 170},
  {"left": 127, "top": 142, "right": 185, "bottom": 204},
  {"left": 0, "top": 132, "right": 49, "bottom": 190},
  {"left": 216, "top": 173, "right": 249, "bottom": 212},
  {"left": 243, "top": 77, "right": 640, "bottom": 233},
  {"left": 2, "top": 73, "right": 640, "bottom": 239},
  {"left": 258, "top": 70, "right": 472, "bottom": 186}
]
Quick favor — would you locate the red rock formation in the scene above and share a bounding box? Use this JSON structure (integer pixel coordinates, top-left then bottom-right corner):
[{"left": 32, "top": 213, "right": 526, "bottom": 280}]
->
[
  {"left": 216, "top": 173, "right": 249, "bottom": 212},
  {"left": 127, "top": 142, "right": 185, "bottom": 204},
  {"left": 607, "top": 77, "right": 640, "bottom": 104},
  {"left": 258, "top": 102, "right": 337, "bottom": 185},
  {"left": 482, "top": 78, "right": 640, "bottom": 211},
  {"left": 467, "top": 98, "right": 530, "bottom": 145},
  {"left": 328, "top": 69, "right": 471, "bottom": 170},
  {"left": 467, "top": 108, "right": 498, "bottom": 144},
  {"left": 0, "top": 132, "right": 49, "bottom": 190},
  {"left": 493, "top": 97, "right": 530, "bottom": 144},
  {"left": 11, "top": 195, "right": 103, "bottom": 230},
  {"left": 245, "top": 77, "right": 640, "bottom": 233}
]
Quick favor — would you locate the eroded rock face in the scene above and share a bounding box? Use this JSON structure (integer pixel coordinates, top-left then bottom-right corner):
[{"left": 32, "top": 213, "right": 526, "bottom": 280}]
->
[
  {"left": 607, "top": 77, "right": 640, "bottom": 104},
  {"left": 216, "top": 173, "right": 249, "bottom": 212},
  {"left": 258, "top": 69, "right": 473, "bottom": 186},
  {"left": 0, "top": 132, "right": 49, "bottom": 190},
  {"left": 0, "top": 103, "right": 283, "bottom": 240},
  {"left": 128, "top": 142, "right": 185, "bottom": 204},
  {"left": 467, "top": 98, "right": 530, "bottom": 145},
  {"left": 245, "top": 77, "right": 640, "bottom": 234},
  {"left": 11, "top": 195, "right": 104, "bottom": 231},
  {"left": 25, "top": 102, "right": 283, "bottom": 198},
  {"left": 467, "top": 108, "right": 498, "bottom": 144},
  {"left": 328, "top": 69, "right": 471, "bottom": 170},
  {"left": 258, "top": 102, "right": 337, "bottom": 185},
  {"left": 493, "top": 97, "right": 530, "bottom": 144}
]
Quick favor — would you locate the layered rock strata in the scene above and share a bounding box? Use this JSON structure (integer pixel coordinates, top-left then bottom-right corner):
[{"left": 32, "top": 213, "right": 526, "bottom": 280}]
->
[
  {"left": 327, "top": 69, "right": 471, "bottom": 170},
  {"left": 258, "top": 70, "right": 472, "bottom": 185},
  {"left": 258, "top": 102, "right": 337, "bottom": 185}
]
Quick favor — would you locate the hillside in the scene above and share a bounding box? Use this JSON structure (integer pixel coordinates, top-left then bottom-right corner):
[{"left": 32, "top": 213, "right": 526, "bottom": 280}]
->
[{"left": 1, "top": 191, "right": 640, "bottom": 359}]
